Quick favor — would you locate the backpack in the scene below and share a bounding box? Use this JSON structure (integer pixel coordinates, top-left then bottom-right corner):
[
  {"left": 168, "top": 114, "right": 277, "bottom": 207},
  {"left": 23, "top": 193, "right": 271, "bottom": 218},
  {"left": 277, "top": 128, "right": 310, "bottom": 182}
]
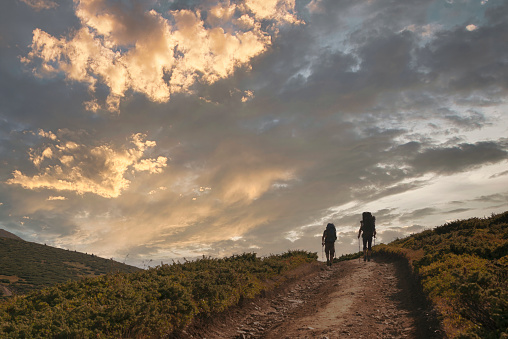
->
[
  {"left": 325, "top": 223, "right": 337, "bottom": 243},
  {"left": 362, "top": 212, "right": 375, "bottom": 236}
]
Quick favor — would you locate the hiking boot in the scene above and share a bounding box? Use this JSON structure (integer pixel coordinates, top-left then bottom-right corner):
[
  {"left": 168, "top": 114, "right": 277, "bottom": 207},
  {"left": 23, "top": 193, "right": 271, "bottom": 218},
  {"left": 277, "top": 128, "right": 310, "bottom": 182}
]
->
[
  {"left": 367, "top": 257, "right": 370, "bottom": 262},
  {"left": 363, "top": 256, "right": 366, "bottom": 261}
]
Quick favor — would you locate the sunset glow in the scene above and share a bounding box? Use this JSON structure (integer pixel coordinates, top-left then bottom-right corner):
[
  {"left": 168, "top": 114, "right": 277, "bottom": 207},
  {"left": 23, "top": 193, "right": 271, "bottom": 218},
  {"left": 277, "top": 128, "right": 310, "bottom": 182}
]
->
[{"left": 1, "top": 0, "right": 507, "bottom": 267}]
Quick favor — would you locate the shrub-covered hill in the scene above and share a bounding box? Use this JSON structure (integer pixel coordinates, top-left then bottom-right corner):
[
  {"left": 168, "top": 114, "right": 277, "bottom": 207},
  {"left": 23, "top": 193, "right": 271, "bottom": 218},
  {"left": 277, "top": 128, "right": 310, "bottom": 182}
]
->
[
  {"left": 0, "top": 237, "right": 140, "bottom": 296},
  {"left": 0, "top": 250, "right": 317, "bottom": 338},
  {"left": 0, "top": 230, "right": 23, "bottom": 241},
  {"left": 375, "top": 211, "right": 508, "bottom": 339}
]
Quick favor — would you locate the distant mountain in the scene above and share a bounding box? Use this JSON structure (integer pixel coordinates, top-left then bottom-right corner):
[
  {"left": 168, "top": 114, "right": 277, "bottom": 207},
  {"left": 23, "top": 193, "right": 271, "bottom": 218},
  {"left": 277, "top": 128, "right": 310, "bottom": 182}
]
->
[
  {"left": 0, "top": 229, "right": 24, "bottom": 241},
  {"left": 0, "top": 237, "right": 141, "bottom": 296}
]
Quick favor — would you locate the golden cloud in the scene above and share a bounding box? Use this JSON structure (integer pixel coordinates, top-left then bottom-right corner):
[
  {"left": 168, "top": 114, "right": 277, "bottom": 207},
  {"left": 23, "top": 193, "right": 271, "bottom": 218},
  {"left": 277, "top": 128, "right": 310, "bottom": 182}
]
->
[
  {"left": 47, "top": 196, "right": 67, "bottom": 201},
  {"left": 221, "top": 168, "right": 294, "bottom": 203},
  {"left": 7, "top": 132, "right": 167, "bottom": 198},
  {"left": 23, "top": 0, "right": 303, "bottom": 111},
  {"left": 20, "top": 0, "right": 58, "bottom": 11}
]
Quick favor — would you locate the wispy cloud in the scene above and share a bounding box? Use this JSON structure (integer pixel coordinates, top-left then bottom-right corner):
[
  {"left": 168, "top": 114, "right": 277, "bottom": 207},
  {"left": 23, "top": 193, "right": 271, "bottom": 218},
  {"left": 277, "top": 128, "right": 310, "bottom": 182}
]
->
[{"left": 20, "top": 0, "right": 58, "bottom": 11}]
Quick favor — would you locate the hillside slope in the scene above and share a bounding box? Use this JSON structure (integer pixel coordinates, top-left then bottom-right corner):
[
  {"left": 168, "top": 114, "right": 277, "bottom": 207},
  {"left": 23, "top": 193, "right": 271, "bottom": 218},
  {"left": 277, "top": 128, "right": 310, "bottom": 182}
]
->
[
  {"left": 376, "top": 211, "right": 508, "bottom": 338},
  {"left": 0, "top": 230, "right": 23, "bottom": 241},
  {"left": 0, "top": 251, "right": 318, "bottom": 338},
  {"left": 0, "top": 237, "right": 140, "bottom": 296}
]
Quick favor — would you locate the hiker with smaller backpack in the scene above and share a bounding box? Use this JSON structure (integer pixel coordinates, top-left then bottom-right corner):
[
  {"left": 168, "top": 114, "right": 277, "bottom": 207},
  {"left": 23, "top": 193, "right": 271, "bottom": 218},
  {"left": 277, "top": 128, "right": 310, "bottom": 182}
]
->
[
  {"left": 358, "top": 212, "right": 376, "bottom": 262},
  {"left": 322, "top": 223, "right": 337, "bottom": 266}
]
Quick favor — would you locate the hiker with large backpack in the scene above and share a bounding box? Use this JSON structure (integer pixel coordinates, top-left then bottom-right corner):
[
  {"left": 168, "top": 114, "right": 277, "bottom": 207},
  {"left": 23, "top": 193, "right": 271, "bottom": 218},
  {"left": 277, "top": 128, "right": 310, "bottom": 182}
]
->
[
  {"left": 357, "top": 212, "right": 376, "bottom": 262},
  {"left": 322, "top": 223, "right": 337, "bottom": 266}
]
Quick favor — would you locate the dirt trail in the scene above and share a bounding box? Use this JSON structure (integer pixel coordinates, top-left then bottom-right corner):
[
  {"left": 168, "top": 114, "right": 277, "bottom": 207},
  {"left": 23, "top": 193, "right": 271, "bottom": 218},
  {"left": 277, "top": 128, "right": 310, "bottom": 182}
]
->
[{"left": 179, "top": 256, "right": 442, "bottom": 339}]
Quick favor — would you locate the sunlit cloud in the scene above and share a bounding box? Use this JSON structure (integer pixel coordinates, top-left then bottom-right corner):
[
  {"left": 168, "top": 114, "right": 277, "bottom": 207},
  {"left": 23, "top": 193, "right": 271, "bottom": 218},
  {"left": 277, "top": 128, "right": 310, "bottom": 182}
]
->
[
  {"left": 22, "top": 0, "right": 303, "bottom": 112},
  {"left": 306, "top": 0, "right": 323, "bottom": 13},
  {"left": 3, "top": 0, "right": 508, "bottom": 267},
  {"left": 7, "top": 131, "right": 167, "bottom": 198},
  {"left": 47, "top": 196, "right": 67, "bottom": 201},
  {"left": 241, "top": 90, "right": 255, "bottom": 102},
  {"left": 20, "top": 0, "right": 57, "bottom": 11},
  {"left": 220, "top": 169, "right": 294, "bottom": 203},
  {"left": 244, "top": 0, "right": 302, "bottom": 24}
]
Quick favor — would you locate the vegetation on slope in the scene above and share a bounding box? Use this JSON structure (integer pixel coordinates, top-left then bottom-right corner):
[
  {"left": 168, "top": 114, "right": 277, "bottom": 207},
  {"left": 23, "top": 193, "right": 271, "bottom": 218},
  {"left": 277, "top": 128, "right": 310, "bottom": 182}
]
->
[
  {"left": 0, "top": 230, "right": 23, "bottom": 241},
  {"left": 0, "top": 238, "right": 140, "bottom": 296},
  {"left": 0, "top": 250, "right": 317, "bottom": 338},
  {"left": 375, "top": 211, "right": 508, "bottom": 338}
]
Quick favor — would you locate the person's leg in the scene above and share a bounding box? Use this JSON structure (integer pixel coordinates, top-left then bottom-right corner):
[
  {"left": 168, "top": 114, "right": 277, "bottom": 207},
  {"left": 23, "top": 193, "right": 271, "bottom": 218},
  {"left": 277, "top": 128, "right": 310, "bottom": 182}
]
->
[
  {"left": 330, "top": 244, "right": 335, "bottom": 266},
  {"left": 362, "top": 237, "right": 368, "bottom": 261},
  {"left": 325, "top": 243, "right": 331, "bottom": 265},
  {"left": 367, "top": 237, "right": 373, "bottom": 261}
]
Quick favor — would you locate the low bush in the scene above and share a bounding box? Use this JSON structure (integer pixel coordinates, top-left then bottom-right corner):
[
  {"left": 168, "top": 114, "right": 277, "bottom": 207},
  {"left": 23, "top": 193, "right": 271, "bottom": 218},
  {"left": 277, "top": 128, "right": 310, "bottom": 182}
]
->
[
  {"left": 0, "top": 250, "right": 317, "bottom": 338},
  {"left": 375, "top": 211, "right": 508, "bottom": 338}
]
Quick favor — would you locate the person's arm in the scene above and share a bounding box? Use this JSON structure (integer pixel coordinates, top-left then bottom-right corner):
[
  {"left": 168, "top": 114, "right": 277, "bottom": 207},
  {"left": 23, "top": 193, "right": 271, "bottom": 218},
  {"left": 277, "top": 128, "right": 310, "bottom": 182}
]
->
[
  {"left": 322, "top": 230, "right": 326, "bottom": 245},
  {"left": 358, "top": 221, "right": 363, "bottom": 238}
]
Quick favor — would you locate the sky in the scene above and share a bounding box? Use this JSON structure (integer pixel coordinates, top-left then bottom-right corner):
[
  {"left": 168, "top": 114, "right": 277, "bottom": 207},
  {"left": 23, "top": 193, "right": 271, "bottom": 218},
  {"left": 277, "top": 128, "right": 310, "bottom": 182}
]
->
[{"left": 1, "top": 0, "right": 507, "bottom": 267}]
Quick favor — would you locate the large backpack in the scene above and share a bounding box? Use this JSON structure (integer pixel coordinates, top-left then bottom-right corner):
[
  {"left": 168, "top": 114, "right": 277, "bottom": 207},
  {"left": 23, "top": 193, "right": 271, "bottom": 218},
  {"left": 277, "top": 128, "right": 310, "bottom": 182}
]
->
[
  {"left": 325, "top": 223, "right": 337, "bottom": 243},
  {"left": 362, "top": 212, "right": 375, "bottom": 236}
]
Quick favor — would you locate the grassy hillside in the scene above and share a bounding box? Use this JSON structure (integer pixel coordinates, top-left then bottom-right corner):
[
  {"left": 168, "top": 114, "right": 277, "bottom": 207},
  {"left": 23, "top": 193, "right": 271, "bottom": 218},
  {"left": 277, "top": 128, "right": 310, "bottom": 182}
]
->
[
  {"left": 0, "top": 230, "right": 23, "bottom": 241},
  {"left": 0, "top": 238, "right": 140, "bottom": 296},
  {"left": 0, "top": 250, "right": 317, "bottom": 338},
  {"left": 375, "top": 211, "right": 508, "bottom": 338}
]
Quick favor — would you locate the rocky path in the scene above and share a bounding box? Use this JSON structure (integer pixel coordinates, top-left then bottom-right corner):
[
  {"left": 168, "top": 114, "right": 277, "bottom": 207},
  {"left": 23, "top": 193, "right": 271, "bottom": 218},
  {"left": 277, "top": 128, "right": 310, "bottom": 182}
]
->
[{"left": 178, "top": 256, "right": 442, "bottom": 339}]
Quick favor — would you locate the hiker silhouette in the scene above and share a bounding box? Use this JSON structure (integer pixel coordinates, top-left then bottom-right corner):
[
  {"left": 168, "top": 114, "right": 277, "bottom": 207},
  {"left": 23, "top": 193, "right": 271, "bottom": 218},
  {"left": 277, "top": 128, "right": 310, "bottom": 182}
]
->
[
  {"left": 322, "top": 223, "right": 337, "bottom": 266},
  {"left": 358, "top": 212, "right": 376, "bottom": 262}
]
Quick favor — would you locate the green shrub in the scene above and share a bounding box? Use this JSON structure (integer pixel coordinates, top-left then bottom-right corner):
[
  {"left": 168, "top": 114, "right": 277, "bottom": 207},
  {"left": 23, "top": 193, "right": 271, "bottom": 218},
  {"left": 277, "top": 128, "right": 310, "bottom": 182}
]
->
[
  {"left": 0, "top": 250, "right": 317, "bottom": 338},
  {"left": 376, "top": 211, "right": 508, "bottom": 338}
]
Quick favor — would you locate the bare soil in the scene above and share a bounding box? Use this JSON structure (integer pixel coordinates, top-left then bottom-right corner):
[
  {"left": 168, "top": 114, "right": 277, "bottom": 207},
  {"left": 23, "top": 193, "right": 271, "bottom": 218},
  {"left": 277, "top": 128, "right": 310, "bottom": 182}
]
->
[{"left": 175, "top": 256, "right": 443, "bottom": 339}]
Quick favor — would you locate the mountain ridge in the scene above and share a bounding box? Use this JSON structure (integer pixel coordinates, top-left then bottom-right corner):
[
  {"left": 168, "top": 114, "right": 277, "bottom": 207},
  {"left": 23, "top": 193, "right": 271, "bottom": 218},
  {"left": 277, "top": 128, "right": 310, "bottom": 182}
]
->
[
  {"left": 0, "top": 237, "right": 140, "bottom": 296},
  {"left": 0, "top": 229, "right": 24, "bottom": 241}
]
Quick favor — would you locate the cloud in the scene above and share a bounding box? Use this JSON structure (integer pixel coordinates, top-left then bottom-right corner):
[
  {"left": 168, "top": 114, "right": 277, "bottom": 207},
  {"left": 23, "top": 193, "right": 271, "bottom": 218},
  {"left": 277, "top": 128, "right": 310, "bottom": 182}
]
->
[
  {"left": 47, "top": 196, "right": 67, "bottom": 201},
  {"left": 22, "top": 0, "right": 302, "bottom": 111},
  {"left": 418, "top": 16, "right": 508, "bottom": 95},
  {"left": 244, "top": 0, "right": 302, "bottom": 24},
  {"left": 408, "top": 141, "right": 508, "bottom": 175},
  {"left": 466, "top": 24, "right": 477, "bottom": 31},
  {"left": 489, "top": 170, "right": 508, "bottom": 179},
  {"left": 306, "top": 0, "right": 323, "bottom": 13},
  {"left": 442, "top": 110, "right": 488, "bottom": 131},
  {"left": 2, "top": 0, "right": 508, "bottom": 266},
  {"left": 6, "top": 131, "right": 167, "bottom": 198},
  {"left": 20, "top": 0, "right": 58, "bottom": 11}
]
